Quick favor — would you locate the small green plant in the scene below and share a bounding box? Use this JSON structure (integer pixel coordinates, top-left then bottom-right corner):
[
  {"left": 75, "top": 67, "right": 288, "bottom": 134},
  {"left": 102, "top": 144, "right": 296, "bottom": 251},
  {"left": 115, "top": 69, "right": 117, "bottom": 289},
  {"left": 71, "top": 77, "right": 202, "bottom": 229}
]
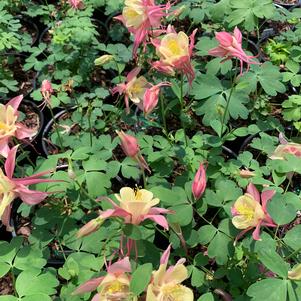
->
[{"left": 264, "top": 39, "right": 291, "bottom": 65}]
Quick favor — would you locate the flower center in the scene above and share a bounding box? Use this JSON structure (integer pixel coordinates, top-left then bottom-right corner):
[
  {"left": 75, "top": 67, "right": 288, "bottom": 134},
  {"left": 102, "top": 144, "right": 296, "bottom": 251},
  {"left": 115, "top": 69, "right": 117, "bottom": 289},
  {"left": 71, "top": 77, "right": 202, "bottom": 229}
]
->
[
  {"left": 0, "top": 105, "right": 17, "bottom": 138},
  {"left": 104, "top": 280, "right": 133, "bottom": 300},
  {"left": 235, "top": 204, "right": 255, "bottom": 221},
  {"left": 134, "top": 187, "right": 143, "bottom": 201},
  {"left": 161, "top": 284, "right": 186, "bottom": 301},
  {"left": 166, "top": 40, "right": 182, "bottom": 56}
]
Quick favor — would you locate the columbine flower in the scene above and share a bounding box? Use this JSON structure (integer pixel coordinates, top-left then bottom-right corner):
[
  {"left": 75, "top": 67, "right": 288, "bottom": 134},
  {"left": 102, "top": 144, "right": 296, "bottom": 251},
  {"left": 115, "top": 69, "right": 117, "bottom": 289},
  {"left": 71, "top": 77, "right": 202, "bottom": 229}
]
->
[
  {"left": 73, "top": 257, "right": 137, "bottom": 300},
  {"left": 111, "top": 67, "right": 151, "bottom": 114},
  {"left": 116, "top": 130, "right": 150, "bottom": 172},
  {"left": 68, "top": 0, "right": 84, "bottom": 9},
  {"left": 270, "top": 142, "right": 301, "bottom": 160},
  {"left": 0, "top": 95, "right": 36, "bottom": 158},
  {"left": 192, "top": 163, "right": 206, "bottom": 200},
  {"left": 146, "top": 245, "right": 194, "bottom": 301},
  {"left": 152, "top": 26, "right": 197, "bottom": 85},
  {"left": 77, "top": 187, "right": 171, "bottom": 238},
  {"left": 0, "top": 145, "right": 59, "bottom": 230},
  {"left": 231, "top": 183, "right": 276, "bottom": 241},
  {"left": 208, "top": 27, "right": 258, "bottom": 75},
  {"left": 143, "top": 82, "right": 170, "bottom": 116},
  {"left": 40, "top": 80, "right": 54, "bottom": 110},
  {"left": 115, "top": 0, "right": 171, "bottom": 56}
]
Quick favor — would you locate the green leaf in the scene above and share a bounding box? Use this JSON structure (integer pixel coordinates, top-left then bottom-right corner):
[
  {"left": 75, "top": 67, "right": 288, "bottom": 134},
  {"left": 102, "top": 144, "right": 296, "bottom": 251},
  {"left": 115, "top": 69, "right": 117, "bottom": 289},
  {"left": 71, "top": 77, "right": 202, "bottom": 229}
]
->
[
  {"left": 258, "top": 249, "right": 289, "bottom": 278},
  {"left": 123, "top": 224, "right": 142, "bottom": 240},
  {"left": 130, "top": 263, "right": 153, "bottom": 296},
  {"left": 85, "top": 171, "right": 111, "bottom": 197},
  {"left": 283, "top": 225, "right": 301, "bottom": 251},
  {"left": 247, "top": 278, "right": 288, "bottom": 301},
  {"left": 191, "top": 267, "right": 205, "bottom": 287},
  {"left": 0, "top": 262, "right": 10, "bottom": 278},
  {"left": 197, "top": 292, "right": 215, "bottom": 301},
  {"left": 14, "top": 247, "right": 46, "bottom": 271},
  {"left": 15, "top": 270, "right": 59, "bottom": 297},
  {"left": 207, "top": 231, "right": 234, "bottom": 264},
  {"left": 0, "top": 297, "right": 18, "bottom": 301},
  {"left": 198, "top": 225, "right": 217, "bottom": 244}
]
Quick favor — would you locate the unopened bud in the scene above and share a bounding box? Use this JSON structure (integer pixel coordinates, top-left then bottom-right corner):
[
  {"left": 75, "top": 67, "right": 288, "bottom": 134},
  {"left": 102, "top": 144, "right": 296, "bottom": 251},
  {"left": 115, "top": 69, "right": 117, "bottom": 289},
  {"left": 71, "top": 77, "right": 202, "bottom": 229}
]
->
[
  {"left": 94, "top": 55, "right": 114, "bottom": 66},
  {"left": 239, "top": 169, "right": 255, "bottom": 178},
  {"left": 288, "top": 264, "right": 301, "bottom": 281},
  {"left": 76, "top": 217, "right": 104, "bottom": 238},
  {"left": 116, "top": 130, "right": 139, "bottom": 158},
  {"left": 192, "top": 163, "right": 207, "bottom": 200},
  {"left": 173, "top": 5, "right": 186, "bottom": 17}
]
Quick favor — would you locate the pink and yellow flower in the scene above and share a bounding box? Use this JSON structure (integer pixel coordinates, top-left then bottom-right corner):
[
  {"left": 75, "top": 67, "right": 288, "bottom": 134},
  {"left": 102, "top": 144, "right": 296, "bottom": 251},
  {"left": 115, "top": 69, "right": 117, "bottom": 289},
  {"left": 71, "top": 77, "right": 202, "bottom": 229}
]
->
[
  {"left": 208, "top": 27, "right": 258, "bottom": 75},
  {"left": 0, "top": 95, "right": 36, "bottom": 158},
  {"left": 73, "top": 257, "right": 137, "bottom": 301},
  {"left": 77, "top": 187, "right": 172, "bottom": 238},
  {"left": 231, "top": 183, "right": 276, "bottom": 241},
  {"left": 115, "top": 0, "right": 171, "bottom": 56},
  {"left": 0, "top": 145, "right": 59, "bottom": 230},
  {"left": 111, "top": 67, "right": 151, "bottom": 114},
  {"left": 146, "top": 245, "right": 194, "bottom": 301},
  {"left": 152, "top": 26, "right": 197, "bottom": 85},
  {"left": 270, "top": 142, "right": 301, "bottom": 160}
]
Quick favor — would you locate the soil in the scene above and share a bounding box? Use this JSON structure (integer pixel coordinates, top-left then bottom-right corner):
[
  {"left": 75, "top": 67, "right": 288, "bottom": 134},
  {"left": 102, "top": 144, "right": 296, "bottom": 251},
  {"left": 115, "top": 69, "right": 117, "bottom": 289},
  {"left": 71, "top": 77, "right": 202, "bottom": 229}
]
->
[
  {"left": 274, "top": 0, "right": 299, "bottom": 4},
  {"left": 40, "top": 28, "right": 52, "bottom": 45},
  {"left": 19, "top": 18, "right": 38, "bottom": 45},
  {"left": 91, "top": 68, "right": 115, "bottom": 88},
  {"left": 19, "top": 103, "right": 40, "bottom": 134},
  {"left": 0, "top": 274, "right": 14, "bottom": 296},
  {"left": 7, "top": 56, "right": 37, "bottom": 96}
]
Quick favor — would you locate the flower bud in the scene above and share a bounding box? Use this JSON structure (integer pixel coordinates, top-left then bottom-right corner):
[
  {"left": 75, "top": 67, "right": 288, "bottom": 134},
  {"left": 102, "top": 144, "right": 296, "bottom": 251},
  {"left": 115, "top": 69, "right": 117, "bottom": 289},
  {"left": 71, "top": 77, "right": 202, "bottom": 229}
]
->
[
  {"left": 67, "top": 161, "right": 76, "bottom": 179},
  {"left": 173, "top": 5, "right": 186, "bottom": 17},
  {"left": 41, "top": 80, "right": 53, "bottom": 94},
  {"left": 288, "top": 264, "right": 301, "bottom": 281},
  {"left": 94, "top": 55, "right": 114, "bottom": 66},
  {"left": 192, "top": 163, "right": 206, "bottom": 200},
  {"left": 76, "top": 217, "right": 104, "bottom": 238},
  {"left": 239, "top": 169, "right": 255, "bottom": 178},
  {"left": 143, "top": 86, "right": 160, "bottom": 116},
  {"left": 116, "top": 130, "right": 139, "bottom": 158}
]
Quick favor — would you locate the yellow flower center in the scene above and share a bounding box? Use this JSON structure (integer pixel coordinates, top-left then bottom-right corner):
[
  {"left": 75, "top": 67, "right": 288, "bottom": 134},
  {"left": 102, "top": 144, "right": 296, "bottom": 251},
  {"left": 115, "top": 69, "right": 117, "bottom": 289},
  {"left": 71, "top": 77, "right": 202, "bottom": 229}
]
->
[
  {"left": 166, "top": 40, "right": 182, "bottom": 56},
  {"left": 106, "top": 280, "right": 127, "bottom": 294},
  {"left": 161, "top": 284, "right": 187, "bottom": 301},
  {"left": 103, "top": 280, "right": 134, "bottom": 300},
  {"left": 236, "top": 203, "right": 255, "bottom": 221},
  {"left": 0, "top": 104, "right": 18, "bottom": 139}
]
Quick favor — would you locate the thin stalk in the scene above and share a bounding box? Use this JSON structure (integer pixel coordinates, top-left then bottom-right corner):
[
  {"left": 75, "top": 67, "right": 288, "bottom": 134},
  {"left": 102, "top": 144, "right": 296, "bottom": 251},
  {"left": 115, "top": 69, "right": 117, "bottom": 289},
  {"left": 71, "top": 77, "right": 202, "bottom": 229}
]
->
[
  {"left": 141, "top": 168, "right": 147, "bottom": 189},
  {"left": 285, "top": 246, "right": 301, "bottom": 260},
  {"left": 179, "top": 73, "right": 188, "bottom": 146},
  {"left": 87, "top": 103, "right": 93, "bottom": 147},
  {"left": 49, "top": 106, "right": 64, "bottom": 151},
  {"left": 220, "top": 62, "right": 238, "bottom": 137},
  {"left": 160, "top": 94, "right": 168, "bottom": 135}
]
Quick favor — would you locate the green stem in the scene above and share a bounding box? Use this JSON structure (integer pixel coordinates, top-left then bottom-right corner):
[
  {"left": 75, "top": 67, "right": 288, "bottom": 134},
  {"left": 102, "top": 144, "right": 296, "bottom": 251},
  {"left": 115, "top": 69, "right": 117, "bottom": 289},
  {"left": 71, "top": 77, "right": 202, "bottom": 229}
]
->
[
  {"left": 160, "top": 94, "right": 168, "bottom": 135},
  {"left": 285, "top": 246, "right": 301, "bottom": 260},
  {"left": 179, "top": 73, "right": 188, "bottom": 146},
  {"left": 220, "top": 62, "right": 237, "bottom": 137},
  {"left": 87, "top": 103, "right": 93, "bottom": 147},
  {"left": 49, "top": 106, "right": 64, "bottom": 151}
]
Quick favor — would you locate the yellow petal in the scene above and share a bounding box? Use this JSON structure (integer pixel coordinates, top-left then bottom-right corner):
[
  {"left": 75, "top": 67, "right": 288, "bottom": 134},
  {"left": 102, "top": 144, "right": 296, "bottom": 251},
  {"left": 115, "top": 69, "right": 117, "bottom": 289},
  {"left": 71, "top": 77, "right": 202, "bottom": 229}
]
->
[
  {"left": 164, "top": 264, "right": 188, "bottom": 285},
  {"left": 118, "top": 187, "right": 136, "bottom": 203},
  {"left": 288, "top": 264, "right": 301, "bottom": 281}
]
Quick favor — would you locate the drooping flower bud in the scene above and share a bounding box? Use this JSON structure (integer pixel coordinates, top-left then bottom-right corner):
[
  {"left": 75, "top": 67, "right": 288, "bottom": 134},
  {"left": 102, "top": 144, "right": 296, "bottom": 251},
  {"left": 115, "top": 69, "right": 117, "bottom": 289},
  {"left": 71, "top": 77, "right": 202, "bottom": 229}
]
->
[
  {"left": 239, "top": 169, "right": 256, "bottom": 178},
  {"left": 192, "top": 163, "right": 207, "bottom": 200},
  {"left": 116, "top": 130, "right": 139, "bottom": 158},
  {"left": 173, "top": 5, "right": 186, "bottom": 17},
  {"left": 68, "top": 0, "right": 84, "bottom": 9},
  {"left": 41, "top": 79, "right": 53, "bottom": 94},
  {"left": 94, "top": 55, "right": 114, "bottom": 66},
  {"left": 76, "top": 216, "right": 104, "bottom": 238},
  {"left": 288, "top": 264, "right": 301, "bottom": 281}
]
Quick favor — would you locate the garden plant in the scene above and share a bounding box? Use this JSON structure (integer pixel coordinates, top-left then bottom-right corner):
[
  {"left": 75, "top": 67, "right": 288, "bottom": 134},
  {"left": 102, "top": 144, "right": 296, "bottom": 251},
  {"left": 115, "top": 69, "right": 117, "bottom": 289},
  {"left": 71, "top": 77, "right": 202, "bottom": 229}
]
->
[{"left": 1, "top": 0, "right": 301, "bottom": 300}]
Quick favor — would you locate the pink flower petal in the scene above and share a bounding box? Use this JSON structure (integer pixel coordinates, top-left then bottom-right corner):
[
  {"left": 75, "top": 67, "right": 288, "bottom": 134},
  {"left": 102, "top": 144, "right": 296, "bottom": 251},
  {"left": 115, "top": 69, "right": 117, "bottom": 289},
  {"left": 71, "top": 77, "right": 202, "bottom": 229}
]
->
[
  {"left": 143, "top": 214, "right": 169, "bottom": 230},
  {"left": 261, "top": 189, "right": 276, "bottom": 212},
  {"left": 126, "top": 67, "right": 141, "bottom": 82},
  {"left": 5, "top": 145, "right": 18, "bottom": 179},
  {"left": 160, "top": 244, "right": 171, "bottom": 264},
  {"left": 6, "top": 95, "right": 23, "bottom": 111},
  {"left": 73, "top": 277, "right": 104, "bottom": 295},
  {"left": 252, "top": 222, "right": 262, "bottom": 241},
  {"left": 0, "top": 139, "right": 11, "bottom": 159},
  {"left": 246, "top": 183, "right": 260, "bottom": 203},
  {"left": 15, "top": 124, "right": 36, "bottom": 140},
  {"left": 107, "top": 257, "right": 131, "bottom": 274},
  {"left": 233, "top": 27, "right": 242, "bottom": 44},
  {"left": 15, "top": 186, "right": 48, "bottom": 205}
]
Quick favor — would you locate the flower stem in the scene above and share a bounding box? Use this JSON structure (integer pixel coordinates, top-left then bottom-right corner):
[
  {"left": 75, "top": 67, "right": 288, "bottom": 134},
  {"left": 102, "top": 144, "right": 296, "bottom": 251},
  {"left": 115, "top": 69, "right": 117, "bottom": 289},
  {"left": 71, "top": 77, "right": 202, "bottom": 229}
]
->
[
  {"left": 49, "top": 106, "right": 64, "bottom": 151},
  {"left": 160, "top": 94, "right": 168, "bottom": 135},
  {"left": 179, "top": 73, "right": 188, "bottom": 146},
  {"left": 87, "top": 103, "right": 93, "bottom": 147}
]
